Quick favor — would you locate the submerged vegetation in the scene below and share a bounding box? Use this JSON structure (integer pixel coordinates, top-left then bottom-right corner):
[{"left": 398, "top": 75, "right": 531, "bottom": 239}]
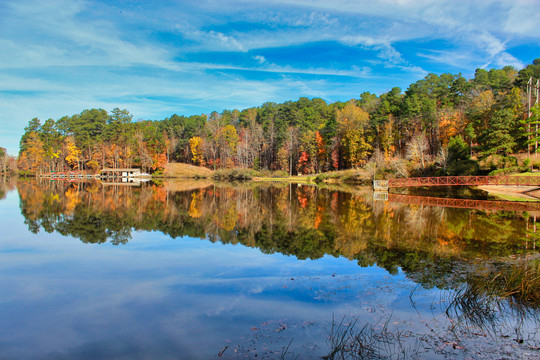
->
[{"left": 15, "top": 59, "right": 540, "bottom": 179}]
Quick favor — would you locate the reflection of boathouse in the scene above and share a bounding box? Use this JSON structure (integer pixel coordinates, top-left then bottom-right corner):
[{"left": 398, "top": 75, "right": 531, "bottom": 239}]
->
[
  {"left": 100, "top": 168, "right": 141, "bottom": 178},
  {"left": 99, "top": 168, "right": 145, "bottom": 184}
]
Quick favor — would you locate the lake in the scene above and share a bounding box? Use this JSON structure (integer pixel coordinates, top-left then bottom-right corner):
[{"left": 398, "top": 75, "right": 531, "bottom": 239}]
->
[{"left": 0, "top": 178, "right": 538, "bottom": 359}]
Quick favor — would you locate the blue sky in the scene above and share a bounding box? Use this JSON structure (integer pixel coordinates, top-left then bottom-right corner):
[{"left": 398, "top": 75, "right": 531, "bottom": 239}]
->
[{"left": 1, "top": 0, "right": 539, "bottom": 155}]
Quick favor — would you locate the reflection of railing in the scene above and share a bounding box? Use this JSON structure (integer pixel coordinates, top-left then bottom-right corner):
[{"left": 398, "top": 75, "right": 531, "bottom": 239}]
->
[
  {"left": 388, "top": 176, "right": 540, "bottom": 188},
  {"left": 373, "top": 191, "right": 389, "bottom": 201},
  {"left": 388, "top": 194, "right": 540, "bottom": 211},
  {"left": 40, "top": 171, "right": 97, "bottom": 179},
  {"left": 100, "top": 179, "right": 144, "bottom": 186}
]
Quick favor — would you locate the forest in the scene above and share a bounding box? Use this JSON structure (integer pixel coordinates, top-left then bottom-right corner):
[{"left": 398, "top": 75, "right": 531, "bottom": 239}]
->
[{"left": 16, "top": 59, "right": 540, "bottom": 177}]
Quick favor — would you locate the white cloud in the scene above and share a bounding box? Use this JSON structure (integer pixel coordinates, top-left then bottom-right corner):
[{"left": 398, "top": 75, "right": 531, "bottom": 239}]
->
[
  {"left": 253, "top": 55, "right": 267, "bottom": 64},
  {"left": 0, "top": 0, "right": 178, "bottom": 71},
  {"left": 341, "top": 35, "right": 383, "bottom": 48},
  {"left": 476, "top": 32, "right": 507, "bottom": 58},
  {"left": 183, "top": 30, "right": 247, "bottom": 52},
  {"left": 417, "top": 49, "right": 477, "bottom": 70},
  {"left": 491, "top": 52, "right": 524, "bottom": 70},
  {"left": 240, "top": 0, "right": 539, "bottom": 68},
  {"left": 503, "top": 0, "right": 540, "bottom": 36}
]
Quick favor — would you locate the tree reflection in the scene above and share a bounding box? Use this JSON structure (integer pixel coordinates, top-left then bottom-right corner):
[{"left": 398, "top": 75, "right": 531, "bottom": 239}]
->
[
  {"left": 0, "top": 176, "right": 16, "bottom": 200},
  {"left": 17, "top": 179, "right": 539, "bottom": 289}
]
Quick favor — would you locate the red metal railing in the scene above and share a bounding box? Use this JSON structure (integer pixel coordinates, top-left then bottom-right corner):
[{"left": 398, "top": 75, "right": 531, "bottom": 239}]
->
[
  {"left": 388, "top": 194, "right": 540, "bottom": 212},
  {"left": 388, "top": 176, "right": 540, "bottom": 188}
]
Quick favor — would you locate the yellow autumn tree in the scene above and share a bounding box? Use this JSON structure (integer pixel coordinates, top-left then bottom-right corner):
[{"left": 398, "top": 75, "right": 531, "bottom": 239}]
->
[
  {"left": 22, "top": 132, "right": 45, "bottom": 173},
  {"left": 63, "top": 137, "right": 81, "bottom": 169},
  {"left": 380, "top": 115, "right": 396, "bottom": 159},
  {"left": 221, "top": 124, "right": 239, "bottom": 167},
  {"left": 189, "top": 136, "right": 205, "bottom": 165},
  {"left": 336, "top": 102, "right": 372, "bottom": 168}
]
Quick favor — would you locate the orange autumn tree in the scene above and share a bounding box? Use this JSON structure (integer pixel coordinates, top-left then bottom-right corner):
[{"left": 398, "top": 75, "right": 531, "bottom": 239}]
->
[
  {"left": 315, "top": 130, "right": 326, "bottom": 171},
  {"left": 152, "top": 153, "right": 167, "bottom": 170},
  {"left": 438, "top": 109, "right": 467, "bottom": 146}
]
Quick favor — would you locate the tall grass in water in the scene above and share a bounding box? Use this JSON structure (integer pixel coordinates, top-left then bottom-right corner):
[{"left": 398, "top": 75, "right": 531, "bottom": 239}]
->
[
  {"left": 322, "top": 316, "right": 424, "bottom": 360},
  {"left": 447, "top": 260, "right": 539, "bottom": 311},
  {"left": 444, "top": 259, "right": 539, "bottom": 344},
  {"left": 498, "top": 260, "right": 540, "bottom": 306}
]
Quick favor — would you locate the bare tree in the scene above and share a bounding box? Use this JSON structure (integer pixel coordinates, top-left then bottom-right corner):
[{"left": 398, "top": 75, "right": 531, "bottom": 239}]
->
[
  {"left": 406, "top": 133, "right": 429, "bottom": 167},
  {"left": 435, "top": 145, "right": 449, "bottom": 174}
]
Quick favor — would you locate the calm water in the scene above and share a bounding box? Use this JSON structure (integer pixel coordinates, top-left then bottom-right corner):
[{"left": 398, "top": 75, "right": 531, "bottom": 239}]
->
[{"left": 0, "top": 179, "right": 538, "bottom": 359}]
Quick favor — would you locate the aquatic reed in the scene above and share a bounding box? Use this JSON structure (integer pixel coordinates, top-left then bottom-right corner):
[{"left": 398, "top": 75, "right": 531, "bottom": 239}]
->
[{"left": 323, "top": 315, "right": 423, "bottom": 360}]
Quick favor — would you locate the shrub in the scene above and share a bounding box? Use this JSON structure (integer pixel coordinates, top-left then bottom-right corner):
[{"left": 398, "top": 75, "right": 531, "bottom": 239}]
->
[
  {"left": 489, "top": 166, "right": 520, "bottom": 176},
  {"left": 447, "top": 159, "right": 480, "bottom": 176},
  {"left": 212, "top": 168, "right": 260, "bottom": 181},
  {"left": 448, "top": 135, "right": 469, "bottom": 162},
  {"left": 521, "top": 158, "right": 532, "bottom": 172},
  {"left": 17, "top": 170, "right": 34, "bottom": 177},
  {"left": 313, "top": 169, "right": 371, "bottom": 184},
  {"left": 258, "top": 169, "right": 288, "bottom": 178}
]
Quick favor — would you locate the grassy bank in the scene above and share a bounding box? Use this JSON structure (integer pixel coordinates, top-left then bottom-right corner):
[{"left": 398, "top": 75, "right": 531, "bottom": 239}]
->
[
  {"left": 313, "top": 169, "right": 374, "bottom": 185},
  {"left": 160, "top": 163, "right": 214, "bottom": 178},
  {"left": 253, "top": 175, "right": 316, "bottom": 183}
]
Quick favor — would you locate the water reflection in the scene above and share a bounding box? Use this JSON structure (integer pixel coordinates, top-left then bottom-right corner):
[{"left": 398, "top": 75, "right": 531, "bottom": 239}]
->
[
  {"left": 17, "top": 179, "right": 539, "bottom": 287},
  {"left": 4, "top": 179, "right": 540, "bottom": 358},
  {"left": 19, "top": 180, "right": 538, "bottom": 245},
  {"left": 0, "top": 175, "right": 16, "bottom": 200}
]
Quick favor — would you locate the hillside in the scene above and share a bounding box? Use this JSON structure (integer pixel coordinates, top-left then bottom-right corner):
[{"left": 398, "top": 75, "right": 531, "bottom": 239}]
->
[{"left": 162, "top": 163, "right": 213, "bottom": 178}]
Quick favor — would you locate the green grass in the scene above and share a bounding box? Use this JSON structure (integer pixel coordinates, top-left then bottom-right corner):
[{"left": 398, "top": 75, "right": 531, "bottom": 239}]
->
[
  {"left": 212, "top": 168, "right": 259, "bottom": 180},
  {"left": 489, "top": 193, "right": 539, "bottom": 202},
  {"left": 253, "top": 175, "right": 316, "bottom": 183},
  {"left": 314, "top": 169, "right": 373, "bottom": 184},
  {"left": 511, "top": 171, "right": 540, "bottom": 177}
]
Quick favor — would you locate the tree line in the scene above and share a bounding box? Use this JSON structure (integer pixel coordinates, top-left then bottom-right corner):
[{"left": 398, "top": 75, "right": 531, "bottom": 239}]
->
[
  {"left": 17, "top": 59, "right": 540, "bottom": 175},
  {"left": 0, "top": 147, "right": 17, "bottom": 176}
]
